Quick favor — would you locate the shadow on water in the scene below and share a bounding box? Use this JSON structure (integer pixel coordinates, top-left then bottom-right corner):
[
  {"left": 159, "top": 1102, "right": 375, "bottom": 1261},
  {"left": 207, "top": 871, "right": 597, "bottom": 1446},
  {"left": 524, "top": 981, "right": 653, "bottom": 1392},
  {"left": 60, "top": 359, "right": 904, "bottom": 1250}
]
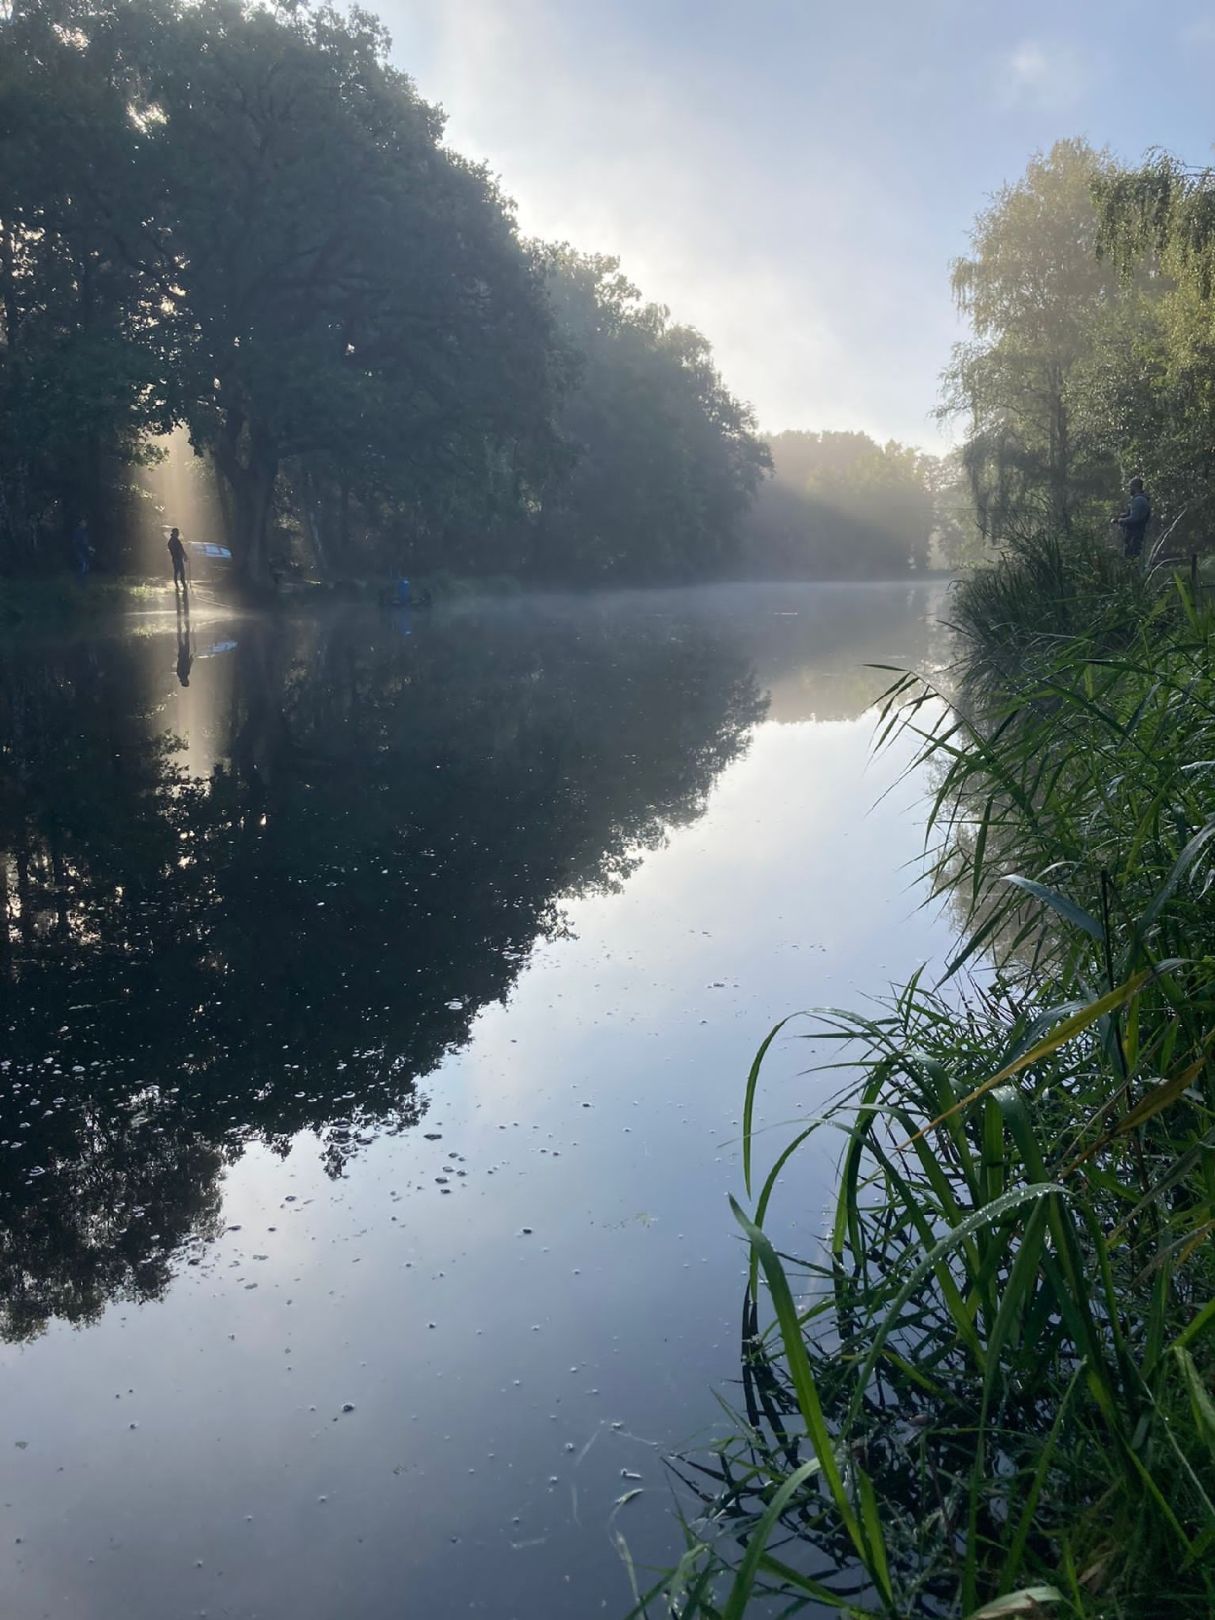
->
[{"left": 0, "top": 592, "right": 779, "bottom": 1340}]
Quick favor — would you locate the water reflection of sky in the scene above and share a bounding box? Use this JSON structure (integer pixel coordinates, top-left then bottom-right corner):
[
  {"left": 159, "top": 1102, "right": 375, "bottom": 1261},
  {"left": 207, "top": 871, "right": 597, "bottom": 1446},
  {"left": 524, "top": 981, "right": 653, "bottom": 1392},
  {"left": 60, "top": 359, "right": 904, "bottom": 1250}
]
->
[{"left": 0, "top": 584, "right": 957, "bottom": 1620}]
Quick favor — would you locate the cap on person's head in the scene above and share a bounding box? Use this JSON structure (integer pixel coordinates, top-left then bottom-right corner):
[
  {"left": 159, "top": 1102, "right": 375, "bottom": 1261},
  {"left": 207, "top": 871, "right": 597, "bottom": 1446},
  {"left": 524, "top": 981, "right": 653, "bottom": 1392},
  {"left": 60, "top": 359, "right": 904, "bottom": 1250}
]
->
[{"left": 1130, "top": 476, "right": 1144, "bottom": 493}]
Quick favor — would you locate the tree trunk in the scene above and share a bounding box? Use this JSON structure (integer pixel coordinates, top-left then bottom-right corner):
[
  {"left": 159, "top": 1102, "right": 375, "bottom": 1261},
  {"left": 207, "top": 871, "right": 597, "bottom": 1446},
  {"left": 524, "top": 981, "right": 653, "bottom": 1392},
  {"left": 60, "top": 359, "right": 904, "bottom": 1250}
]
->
[
  {"left": 213, "top": 413, "right": 278, "bottom": 590},
  {"left": 1049, "top": 371, "right": 1072, "bottom": 536},
  {"left": 338, "top": 480, "right": 352, "bottom": 572},
  {"left": 295, "top": 463, "right": 332, "bottom": 580},
  {"left": 0, "top": 855, "right": 12, "bottom": 984},
  {"left": 239, "top": 454, "right": 277, "bottom": 586}
]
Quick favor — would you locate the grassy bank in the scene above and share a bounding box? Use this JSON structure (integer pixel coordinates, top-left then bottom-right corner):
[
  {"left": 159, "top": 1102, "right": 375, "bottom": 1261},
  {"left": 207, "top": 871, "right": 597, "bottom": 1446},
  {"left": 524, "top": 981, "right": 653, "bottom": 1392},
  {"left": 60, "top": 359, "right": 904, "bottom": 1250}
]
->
[
  {"left": 0, "top": 575, "right": 168, "bottom": 628},
  {"left": 0, "top": 568, "right": 530, "bottom": 628},
  {"left": 643, "top": 537, "right": 1215, "bottom": 1618}
]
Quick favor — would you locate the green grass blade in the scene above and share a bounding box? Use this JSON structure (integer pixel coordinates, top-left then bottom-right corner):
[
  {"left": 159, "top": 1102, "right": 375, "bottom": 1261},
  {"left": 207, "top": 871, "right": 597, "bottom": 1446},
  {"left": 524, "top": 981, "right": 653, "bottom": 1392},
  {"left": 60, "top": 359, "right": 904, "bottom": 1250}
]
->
[{"left": 721, "top": 1458, "right": 822, "bottom": 1620}]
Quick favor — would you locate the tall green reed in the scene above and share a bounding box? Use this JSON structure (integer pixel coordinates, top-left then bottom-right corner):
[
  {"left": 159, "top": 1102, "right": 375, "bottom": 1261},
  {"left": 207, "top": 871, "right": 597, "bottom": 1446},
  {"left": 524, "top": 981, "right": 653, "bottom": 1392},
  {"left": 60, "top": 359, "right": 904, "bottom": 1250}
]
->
[{"left": 641, "top": 559, "right": 1215, "bottom": 1619}]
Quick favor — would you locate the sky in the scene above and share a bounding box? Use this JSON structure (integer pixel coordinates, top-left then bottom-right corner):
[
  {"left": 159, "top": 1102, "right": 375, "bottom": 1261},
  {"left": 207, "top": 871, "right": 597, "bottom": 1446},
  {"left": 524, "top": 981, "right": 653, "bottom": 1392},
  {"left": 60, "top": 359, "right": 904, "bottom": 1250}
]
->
[{"left": 374, "top": 0, "right": 1215, "bottom": 453}]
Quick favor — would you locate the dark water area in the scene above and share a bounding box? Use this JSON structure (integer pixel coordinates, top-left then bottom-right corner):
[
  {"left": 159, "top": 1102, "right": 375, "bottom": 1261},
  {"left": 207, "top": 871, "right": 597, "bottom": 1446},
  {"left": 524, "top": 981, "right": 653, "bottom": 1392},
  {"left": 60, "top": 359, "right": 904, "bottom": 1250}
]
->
[{"left": 0, "top": 582, "right": 954, "bottom": 1619}]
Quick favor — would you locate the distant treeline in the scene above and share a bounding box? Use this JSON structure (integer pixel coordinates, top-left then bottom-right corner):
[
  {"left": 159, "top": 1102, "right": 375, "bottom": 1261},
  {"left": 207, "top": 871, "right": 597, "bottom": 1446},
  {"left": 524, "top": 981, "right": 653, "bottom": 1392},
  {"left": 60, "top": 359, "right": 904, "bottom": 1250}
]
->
[
  {"left": 740, "top": 430, "right": 974, "bottom": 580},
  {"left": 0, "top": 0, "right": 770, "bottom": 586}
]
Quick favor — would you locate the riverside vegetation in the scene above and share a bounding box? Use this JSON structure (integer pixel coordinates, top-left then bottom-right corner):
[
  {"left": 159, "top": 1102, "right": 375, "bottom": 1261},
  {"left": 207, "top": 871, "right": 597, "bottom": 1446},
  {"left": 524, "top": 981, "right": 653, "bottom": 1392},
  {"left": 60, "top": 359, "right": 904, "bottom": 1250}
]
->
[
  {"left": 2, "top": 0, "right": 967, "bottom": 589},
  {"left": 640, "top": 145, "right": 1215, "bottom": 1619},
  {"left": 640, "top": 544, "right": 1215, "bottom": 1620}
]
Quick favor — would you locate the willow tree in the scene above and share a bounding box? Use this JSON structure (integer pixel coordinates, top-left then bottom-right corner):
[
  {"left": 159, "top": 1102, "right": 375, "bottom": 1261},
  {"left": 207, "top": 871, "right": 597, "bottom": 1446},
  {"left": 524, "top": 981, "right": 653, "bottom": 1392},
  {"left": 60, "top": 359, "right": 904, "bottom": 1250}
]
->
[
  {"left": 1095, "top": 152, "right": 1215, "bottom": 546},
  {"left": 942, "top": 139, "right": 1128, "bottom": 539}
]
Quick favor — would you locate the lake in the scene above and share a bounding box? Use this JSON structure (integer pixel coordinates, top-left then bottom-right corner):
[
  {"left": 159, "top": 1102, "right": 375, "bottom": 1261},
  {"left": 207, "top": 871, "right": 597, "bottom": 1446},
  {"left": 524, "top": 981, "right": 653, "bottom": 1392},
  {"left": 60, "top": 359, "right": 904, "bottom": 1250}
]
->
[{"left": 0, "top": 581, "right": 956, "bottom": 1619}]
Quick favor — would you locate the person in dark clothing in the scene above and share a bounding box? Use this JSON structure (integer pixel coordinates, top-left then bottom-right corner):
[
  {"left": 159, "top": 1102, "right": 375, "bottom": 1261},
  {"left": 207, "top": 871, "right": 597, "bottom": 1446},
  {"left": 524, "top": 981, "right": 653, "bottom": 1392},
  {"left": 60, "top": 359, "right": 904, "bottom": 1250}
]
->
[
  {"left": 1113, "top": 477, "right": 1152, "bottom": 559},
  {"left": 167, "top": 526, "right": 188, "bottom": 590},
  {"left": 71, "top": 518, "right": 93, "bottom": 577}
]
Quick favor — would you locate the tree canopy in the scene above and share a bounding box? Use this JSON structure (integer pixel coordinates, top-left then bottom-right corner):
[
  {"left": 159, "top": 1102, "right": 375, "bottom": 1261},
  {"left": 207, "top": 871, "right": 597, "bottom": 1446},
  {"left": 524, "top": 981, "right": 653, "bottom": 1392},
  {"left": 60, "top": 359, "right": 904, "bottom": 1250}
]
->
[
  {"left": 1094, "top": 151, "right": 1215, "bottom": 542},
  {"left": 0, "top": 0, "right": 775, "bottom": 586},
  {"left": 944, "top": 136, "right": 1215, "bottom": 555},
  {"left": 529, "top": 249, "right": 771, "bottom": 583},
  {"left": 941, "top": 139, "right": 1129, "bottom": 539}
]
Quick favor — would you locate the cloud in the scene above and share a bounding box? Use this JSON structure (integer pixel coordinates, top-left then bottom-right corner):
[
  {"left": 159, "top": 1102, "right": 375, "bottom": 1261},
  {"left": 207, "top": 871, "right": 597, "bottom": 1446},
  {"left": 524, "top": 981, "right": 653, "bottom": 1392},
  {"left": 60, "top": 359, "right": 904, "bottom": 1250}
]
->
[
  {"left": 1000, "top": 38, "right": 1093, "bottom": 112},
  {"left": 1180, "top": 15, "right": 1215, "bottom": 47}
]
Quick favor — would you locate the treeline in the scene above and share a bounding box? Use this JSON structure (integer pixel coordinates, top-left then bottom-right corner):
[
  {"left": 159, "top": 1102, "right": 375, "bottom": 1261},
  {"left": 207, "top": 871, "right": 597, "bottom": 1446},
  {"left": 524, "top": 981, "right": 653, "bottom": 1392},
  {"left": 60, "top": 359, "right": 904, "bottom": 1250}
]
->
[
  {"left": 944, "top": 135, "right": 1215, "bottom": 551},
  {"left": 0, "top": 0, "right": 769, "bottom": 586},
  {"left": 740, "top": 429, "right": 975, "bottom": 579}
]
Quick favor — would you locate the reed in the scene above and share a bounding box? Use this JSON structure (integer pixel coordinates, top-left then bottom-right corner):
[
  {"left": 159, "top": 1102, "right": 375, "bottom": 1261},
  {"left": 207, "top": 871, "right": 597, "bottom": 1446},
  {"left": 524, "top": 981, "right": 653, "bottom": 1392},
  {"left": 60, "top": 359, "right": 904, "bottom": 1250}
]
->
[{"left": 643, "top": 546, "right": 1215, "bottom": 1618}]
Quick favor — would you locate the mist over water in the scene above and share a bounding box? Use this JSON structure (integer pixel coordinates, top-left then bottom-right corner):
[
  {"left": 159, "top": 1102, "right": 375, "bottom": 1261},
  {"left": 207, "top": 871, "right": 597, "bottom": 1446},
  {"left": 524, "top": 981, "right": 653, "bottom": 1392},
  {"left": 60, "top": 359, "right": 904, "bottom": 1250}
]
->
[{"left": 0, "top": 583, "right": 953, "bottom": 1618}]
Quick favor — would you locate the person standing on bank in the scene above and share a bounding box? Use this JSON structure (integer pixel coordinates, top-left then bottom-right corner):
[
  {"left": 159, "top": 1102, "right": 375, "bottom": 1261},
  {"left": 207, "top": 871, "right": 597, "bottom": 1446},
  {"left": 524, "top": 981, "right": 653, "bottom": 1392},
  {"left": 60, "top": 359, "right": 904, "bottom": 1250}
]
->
[
  {"left": 167, "top": 526, "right": 188, "bottom": 591},
  {"left": 1113, "top": 477, "right": 1152, "bottom": 560}
]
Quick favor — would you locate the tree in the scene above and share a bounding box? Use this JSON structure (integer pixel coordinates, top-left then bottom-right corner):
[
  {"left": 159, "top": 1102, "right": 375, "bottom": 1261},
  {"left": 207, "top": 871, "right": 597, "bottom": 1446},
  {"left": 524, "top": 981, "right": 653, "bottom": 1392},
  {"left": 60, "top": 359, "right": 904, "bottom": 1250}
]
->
[
  {"left": 0, "top": 0, "right": 167, "bottom": 568},
  {"left": 1094, "top": 153, "right": 1215, "bottom": 548},
  {"left": 529, "top": 248, "right": 769, "bottom": 582},
  {"left": 0, "top": 1, "right": 766, "bottom": 586},
  {"left": 129, "top": 0, "right": 559, "bottom": 584},
  {"left": 923, "top": 449, "right": 987, "bottom": 571},
  {"left": 942, "top": 139, "right": 1130, "bottom": 539}
]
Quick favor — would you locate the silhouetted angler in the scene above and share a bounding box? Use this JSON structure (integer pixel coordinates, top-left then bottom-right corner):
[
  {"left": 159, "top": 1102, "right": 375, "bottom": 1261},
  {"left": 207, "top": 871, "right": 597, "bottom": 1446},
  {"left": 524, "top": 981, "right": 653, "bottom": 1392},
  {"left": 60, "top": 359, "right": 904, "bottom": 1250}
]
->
[
  {"left": 167, "top": 526, "right": 188, "bottom": 589},
  {"left": 1113, "top": 477, "right": 1151, "bottom": 559}
]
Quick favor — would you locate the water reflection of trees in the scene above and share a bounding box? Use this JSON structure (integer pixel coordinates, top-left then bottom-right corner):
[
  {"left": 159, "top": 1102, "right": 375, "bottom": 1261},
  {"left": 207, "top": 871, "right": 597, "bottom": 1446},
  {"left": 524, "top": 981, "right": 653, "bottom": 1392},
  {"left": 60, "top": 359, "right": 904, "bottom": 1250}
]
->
[{"left": 0, "top": 604, "right": 764, "bottom": 1340}]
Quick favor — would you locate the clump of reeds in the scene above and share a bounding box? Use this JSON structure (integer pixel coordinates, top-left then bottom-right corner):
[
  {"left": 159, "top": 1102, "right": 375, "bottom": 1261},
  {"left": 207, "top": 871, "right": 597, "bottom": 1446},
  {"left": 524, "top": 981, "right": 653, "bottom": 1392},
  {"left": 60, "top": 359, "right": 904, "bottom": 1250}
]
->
[{"left": 640, "top": 563, "right": 1215, "bottom": 1619}]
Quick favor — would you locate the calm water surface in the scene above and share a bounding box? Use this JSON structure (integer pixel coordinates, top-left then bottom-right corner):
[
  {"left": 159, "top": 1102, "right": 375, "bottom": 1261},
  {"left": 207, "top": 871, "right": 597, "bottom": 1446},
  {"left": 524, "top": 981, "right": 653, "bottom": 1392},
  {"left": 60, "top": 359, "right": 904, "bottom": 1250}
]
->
[{"left": 0, "top": 582, "right": 954, "bottom": 1618}]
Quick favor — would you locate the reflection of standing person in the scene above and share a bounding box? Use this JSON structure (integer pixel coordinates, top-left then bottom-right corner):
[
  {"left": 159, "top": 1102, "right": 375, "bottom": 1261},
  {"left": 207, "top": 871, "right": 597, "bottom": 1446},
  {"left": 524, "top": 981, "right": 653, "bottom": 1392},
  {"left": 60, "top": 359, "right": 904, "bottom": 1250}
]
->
[
  {"left": 71, "top": 518, "right": 93, "bottom": 577},
  {"left": 175, "top": 591, "right": 193, "bottom": 687},
  {"left": 167, "top": 526, "right": 188, "bottom": 590}
]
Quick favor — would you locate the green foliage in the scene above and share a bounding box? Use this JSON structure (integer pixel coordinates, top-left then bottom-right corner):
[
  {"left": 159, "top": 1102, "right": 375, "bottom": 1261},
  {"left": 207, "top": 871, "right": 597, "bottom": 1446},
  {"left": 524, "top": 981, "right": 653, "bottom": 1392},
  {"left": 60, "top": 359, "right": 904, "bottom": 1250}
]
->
[
  {"left": 742, "top": 430, "right": 941, "bottom": 579},
  {"left": 1094, "top": 153, "right": 1215, "bottom": 548},
  {"left": 947, "top": 137, "right": 1215, "bottom": 559},
  {"left": 139, "top": 0, "right": 561, "bottom": 579},
  {"left": 646, "top": 562, "right": 1215, "bottom": 1617},
  {"left": 0, "top": 0, "right": 766, "bottom": 587},
  {"left": 942, "top": 140, "right": 1133, "bottom": 540},
  {"left": 0, "top": 0, "right": 169, "bottom": 564},
  {"left": 947, "top": 528, "right": 1155, "bottom": 690},
  {"left": 925, "top": 449, "right": 988, "bottom": 572},
  {"left": 527, "top": 248, "right": 770, "bottom": 583}
]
